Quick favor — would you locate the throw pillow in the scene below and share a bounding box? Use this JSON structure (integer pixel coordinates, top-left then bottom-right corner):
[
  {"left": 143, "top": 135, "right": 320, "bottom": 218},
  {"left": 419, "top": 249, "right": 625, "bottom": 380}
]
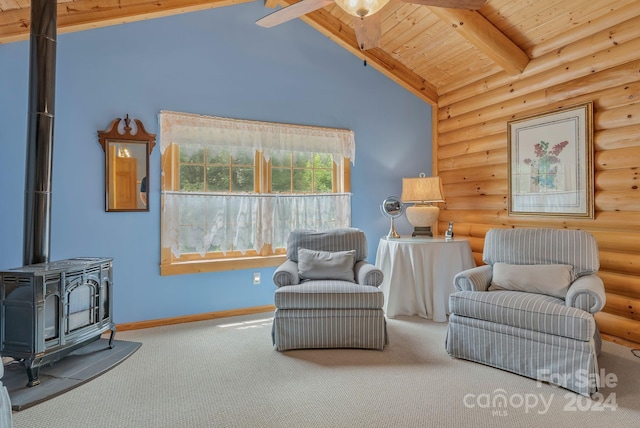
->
[
  {"left": 297, "top": 248, "right": 356, "bottom": 282},
  {"left": 489, "top": 262, "right": 574, "bottom": 299}
]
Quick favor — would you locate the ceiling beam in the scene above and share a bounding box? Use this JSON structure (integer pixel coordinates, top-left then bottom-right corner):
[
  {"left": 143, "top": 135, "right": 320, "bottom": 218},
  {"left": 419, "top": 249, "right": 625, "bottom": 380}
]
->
[
  {"left": 293, "top": 6, "right": 438, "bottom": 105},
  {"left": 0, "top": 0, "right": 252, "bottom": 45},
  {"left": 427, "top": 7, "right": 529, "bottom": 75}
]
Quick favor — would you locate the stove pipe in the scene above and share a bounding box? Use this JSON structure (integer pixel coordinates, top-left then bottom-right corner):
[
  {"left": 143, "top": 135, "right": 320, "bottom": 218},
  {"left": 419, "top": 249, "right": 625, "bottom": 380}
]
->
[{"left": 23, "top": 0, "right": 57, "bottom": 266}]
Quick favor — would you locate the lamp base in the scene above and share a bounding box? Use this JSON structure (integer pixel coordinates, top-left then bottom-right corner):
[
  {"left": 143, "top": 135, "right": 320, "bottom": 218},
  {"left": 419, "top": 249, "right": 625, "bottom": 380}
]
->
[
  {"left": 411, "top": 226, "right": 433, "bottom": 238},
  {"left": 405, "top": 204, "right": 439, "bottom": 238}
]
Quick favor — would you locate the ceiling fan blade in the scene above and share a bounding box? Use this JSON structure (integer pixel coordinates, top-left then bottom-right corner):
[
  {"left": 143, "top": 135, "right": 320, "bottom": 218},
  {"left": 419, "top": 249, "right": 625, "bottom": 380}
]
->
[
  {"left": 400, "top": 0, "right": 486, "bottom": 10},
  {"left": 353, "top": 14, "right": 382, "bottom": 51},
  {"left": 256, "top": 0, "right": 335, "bottom": 28}
]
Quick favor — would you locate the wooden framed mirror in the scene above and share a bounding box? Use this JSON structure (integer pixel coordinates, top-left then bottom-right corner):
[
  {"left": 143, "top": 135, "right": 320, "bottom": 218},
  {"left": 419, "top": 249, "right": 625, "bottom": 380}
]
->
[{"left": 98, "top": 115, "right": 156, "bottom": 212}]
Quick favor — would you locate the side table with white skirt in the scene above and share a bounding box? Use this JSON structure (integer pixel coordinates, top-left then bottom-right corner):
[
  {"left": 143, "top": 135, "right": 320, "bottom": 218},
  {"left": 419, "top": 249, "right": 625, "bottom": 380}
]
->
[{"left": 375, "top": 236, "right": 475, "bottom": 322}]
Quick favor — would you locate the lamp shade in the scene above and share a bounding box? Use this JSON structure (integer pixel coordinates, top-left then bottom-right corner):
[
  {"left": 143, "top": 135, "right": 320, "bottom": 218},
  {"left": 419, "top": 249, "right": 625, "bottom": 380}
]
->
[{"left": 400, "top": 176, "right": 445, "bottom": 204}]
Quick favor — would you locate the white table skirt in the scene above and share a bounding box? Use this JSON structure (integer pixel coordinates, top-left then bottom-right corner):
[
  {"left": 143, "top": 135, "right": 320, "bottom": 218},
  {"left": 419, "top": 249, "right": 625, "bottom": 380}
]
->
[{"left": 375, "top": 237, "right": 475, "bottom": 322}]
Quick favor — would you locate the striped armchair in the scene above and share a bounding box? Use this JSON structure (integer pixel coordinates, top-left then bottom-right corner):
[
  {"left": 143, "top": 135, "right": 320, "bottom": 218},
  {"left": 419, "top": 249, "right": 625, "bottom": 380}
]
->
[
  {"left": 0, "top": 361, "right": 12, "bottom": 427},
  {"left": 445, "top": 228, "right": 606, "bottom": 396},
  {"left": 271, "top": 228, "right": 388, "bottom": 351}
]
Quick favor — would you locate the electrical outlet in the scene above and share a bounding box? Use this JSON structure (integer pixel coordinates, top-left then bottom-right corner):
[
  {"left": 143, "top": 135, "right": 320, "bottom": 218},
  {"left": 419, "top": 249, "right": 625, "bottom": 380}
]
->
[{"left": 253, "top": 272, "right": 261, "bottom": 285}]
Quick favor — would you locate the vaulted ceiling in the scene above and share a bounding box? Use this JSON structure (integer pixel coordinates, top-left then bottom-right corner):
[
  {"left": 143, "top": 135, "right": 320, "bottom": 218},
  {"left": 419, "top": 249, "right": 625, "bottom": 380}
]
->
[{"left": 0, "top": 0, "right": 634, "bottom": 105}]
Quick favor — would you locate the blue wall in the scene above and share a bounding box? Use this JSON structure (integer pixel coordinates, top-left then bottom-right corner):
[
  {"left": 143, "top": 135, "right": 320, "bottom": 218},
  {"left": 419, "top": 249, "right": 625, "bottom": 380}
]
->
[{"left": 0, "top": 2, "right": 432, "bottom": 323}]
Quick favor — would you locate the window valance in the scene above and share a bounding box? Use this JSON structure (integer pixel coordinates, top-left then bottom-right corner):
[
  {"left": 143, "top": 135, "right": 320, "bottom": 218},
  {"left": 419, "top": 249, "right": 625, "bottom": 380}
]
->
[{"left": 159, "top": 111, "right": 355, "bottom": 164}]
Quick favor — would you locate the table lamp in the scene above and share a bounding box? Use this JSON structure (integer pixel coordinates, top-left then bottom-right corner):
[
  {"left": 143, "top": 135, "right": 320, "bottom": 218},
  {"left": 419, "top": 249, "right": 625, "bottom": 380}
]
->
[{"left": 400, "top": 175, "right": 445, "bottom": 237}]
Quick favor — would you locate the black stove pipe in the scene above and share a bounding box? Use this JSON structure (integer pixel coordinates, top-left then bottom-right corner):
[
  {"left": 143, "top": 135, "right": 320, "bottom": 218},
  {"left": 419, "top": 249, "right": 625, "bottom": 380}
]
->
[{"left": 23, "top": 0, "right": 57, "bottom": 266}]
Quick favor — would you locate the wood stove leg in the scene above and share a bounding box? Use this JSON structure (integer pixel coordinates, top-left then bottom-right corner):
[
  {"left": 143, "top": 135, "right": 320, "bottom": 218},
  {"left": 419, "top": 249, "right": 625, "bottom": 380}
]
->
[
  {"left": 108, "top": 325, "right": 116, "bottom": 349},
  {"left": 25, "top": 360, "right": 41, "bottom": 387}
]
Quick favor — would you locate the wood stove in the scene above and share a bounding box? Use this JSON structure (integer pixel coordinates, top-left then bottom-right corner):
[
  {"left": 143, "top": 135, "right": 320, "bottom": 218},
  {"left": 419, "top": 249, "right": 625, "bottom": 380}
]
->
[{"left": 0, "top": 257, "right": 115, "bottom": 386}]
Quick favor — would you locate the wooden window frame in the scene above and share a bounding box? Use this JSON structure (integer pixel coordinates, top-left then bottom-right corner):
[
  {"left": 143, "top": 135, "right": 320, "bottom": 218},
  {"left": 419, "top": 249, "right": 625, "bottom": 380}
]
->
[{"left": 160, "top": 144, "right": 350, "bottom": 275}]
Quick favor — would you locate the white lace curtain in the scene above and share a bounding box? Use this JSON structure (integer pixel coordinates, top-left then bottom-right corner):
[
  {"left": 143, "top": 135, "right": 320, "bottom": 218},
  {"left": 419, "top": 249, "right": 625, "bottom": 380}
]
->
[
  {"left": 159, "top": 111, "right": 355, "bottom": 165},
  {"left": 159, "top": 111, "right": 354, "bottom": 258},
  {"left": 162, "top": 193, "right": 351, "bottom": 257}
]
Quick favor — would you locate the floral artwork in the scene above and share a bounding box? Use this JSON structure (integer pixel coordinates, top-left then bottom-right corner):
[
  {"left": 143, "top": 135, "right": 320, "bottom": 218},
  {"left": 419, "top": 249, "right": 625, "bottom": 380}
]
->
[
  {"left": 523, "top": 140, "right": 569, "bottom": 190},
  {"left": 507, "top": 102, "right": 594, "bottom": 218}
]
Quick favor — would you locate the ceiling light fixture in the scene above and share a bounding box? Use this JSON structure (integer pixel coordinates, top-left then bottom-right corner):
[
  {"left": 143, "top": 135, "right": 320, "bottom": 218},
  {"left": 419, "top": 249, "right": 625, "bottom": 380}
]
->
[{"left": 334, "top": 0, "right": 391, "bottom": 18}]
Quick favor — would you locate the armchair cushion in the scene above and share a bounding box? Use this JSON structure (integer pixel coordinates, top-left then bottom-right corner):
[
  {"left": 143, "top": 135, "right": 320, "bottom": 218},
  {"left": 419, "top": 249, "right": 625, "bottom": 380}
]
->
[
  {"left": 489, "top": 263, "right": 574, "bottom": 299},
  {"left": 274, "top": 280, "right": 385, "bottom": 309},
  {"left": 449, "top": 290, "right": 596, "bottom": 341},
  {"left": 297, "top": 248, "right": 356, "bottom": 282}
]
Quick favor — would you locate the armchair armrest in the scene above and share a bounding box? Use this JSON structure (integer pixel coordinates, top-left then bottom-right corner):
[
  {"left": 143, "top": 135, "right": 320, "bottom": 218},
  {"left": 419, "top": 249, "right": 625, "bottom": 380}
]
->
[
  {"left": 272, "top": 260, "right": 300, "bottom": 287},
  {"left": 354, "top": 260, "right": 384, "bottom": 287},
  {"left": 565, "top": 274, "right": 606, "bottom": 314},
  {"left": 453, "top": 265, "right": 493, "bottom": 292}
]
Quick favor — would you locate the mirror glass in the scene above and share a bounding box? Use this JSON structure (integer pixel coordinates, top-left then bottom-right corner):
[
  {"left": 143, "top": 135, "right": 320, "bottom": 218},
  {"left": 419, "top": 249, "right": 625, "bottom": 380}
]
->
[
  {"left": 106, "top": 140, "right": 149, "bottom": 210},
  {"left": 98, "top": 116, "right": 155, "bottom": 212},
  {"left": 382, "top": 196, "right": 403, "bottom": 218}
]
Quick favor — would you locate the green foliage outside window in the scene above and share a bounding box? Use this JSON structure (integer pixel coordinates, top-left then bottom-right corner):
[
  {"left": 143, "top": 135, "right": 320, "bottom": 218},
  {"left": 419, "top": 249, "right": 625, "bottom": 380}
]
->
[
  {"left": 179, "top": 145, "right": 254, "bottom": 192},
  {"left": 271, "top": 150, "right": 333, "bottom": 193},
  {"left": 179, "top": 145, "right": 333, "bottom": 193}
]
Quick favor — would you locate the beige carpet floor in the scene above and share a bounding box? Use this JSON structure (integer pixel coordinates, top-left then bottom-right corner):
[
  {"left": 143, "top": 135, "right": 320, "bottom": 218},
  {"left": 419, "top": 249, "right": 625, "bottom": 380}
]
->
[{"left": 10, "top": 312, "right": 640, "bottom": 428}]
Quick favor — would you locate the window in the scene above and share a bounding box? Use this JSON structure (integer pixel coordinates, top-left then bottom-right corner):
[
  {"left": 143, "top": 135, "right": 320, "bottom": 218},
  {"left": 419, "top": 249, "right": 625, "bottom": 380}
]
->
[{"left": 159, "top": 111, "right": 354, "bottom": 275}]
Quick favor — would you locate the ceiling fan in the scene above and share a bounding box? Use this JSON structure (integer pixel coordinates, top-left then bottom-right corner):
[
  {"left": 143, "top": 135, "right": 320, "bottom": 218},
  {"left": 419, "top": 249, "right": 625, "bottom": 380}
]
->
[{"left": 256, "top": 0, "right": 486, "bottom": 51}]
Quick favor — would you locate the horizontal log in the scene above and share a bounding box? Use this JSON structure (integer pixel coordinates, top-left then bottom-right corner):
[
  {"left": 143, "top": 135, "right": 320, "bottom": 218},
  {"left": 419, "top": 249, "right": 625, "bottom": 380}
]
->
[
  {"left": 600, "top": 332, "right": 640, "bottom": 349},
  {"left": 599, "top": 270, "right": 640, "bottom": 300},
  {"left": 444, "top": 195, "right": 507, "bottom": 211},
  {"left": 546, "top": 60, "right": 640, "bottom": 104},
  {"left": 595, "top": 125, "right": 640, "bottom": 151},
  {"left": 471, "top": 252, "right": 484, "bottom": 267},
  {"left": 440, "top": 92, "right": 640, "bottom": 147},
  {"left": 439, "top": 72, "right": 640, "bottom": 134},
  {"left": 435, "top": 223, "right": 640, "bottom": 271},
  {"left": 595, "top": 311, "right": 640, "bottom": 344},
  {"left": 599, "top": 250, "right": 640, "bottom": 275},
  {"left": 467, "top": 237, "right": 485, "bottom": 255},
  {"left": 438, "top": 209, "right": 640, "bottom": 231},
  {"left": 604, "top": 292, "right": 640, "bottom": 321},
  {"left": 442, "top": 179, "right": 507, "bottom": 198},
  {"left": 595, "top": 190, "right": 640, "bottom": 211},
  {"left": 595, "top": 146, "right": 640, "bottom": 170},
  {"left": 438, "top": 117, "right": 506, "bottom": 146},
  {"left": 438, "top": 149, "right": 506, "bottom": 171},
  {"left": 594, "top": 102, "right": 640, "bottom": 130},
  {"left": 437, "top": 133, "right": 506, "bottom": 158},
  {"left": 528, "top": 2, "right": 640, "bottom": 59},
  {"left": 589, "top": 230, "right": 640, "bottom": 254},
  {"left": 436, "top": 221, "right": 497, "bottom": 239},
  {"left": 439, "top": 164, "right": 508, "bottom": 184},
  {"left": 595, "top": 168, "right": 640, "bottom": 191},
  {"left": 439, "top": 37, "right": 640, "bottom": 118}
]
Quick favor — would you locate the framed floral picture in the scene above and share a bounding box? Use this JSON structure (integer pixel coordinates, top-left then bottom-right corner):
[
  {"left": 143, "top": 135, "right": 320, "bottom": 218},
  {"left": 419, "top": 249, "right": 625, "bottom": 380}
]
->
[{"left": 507, "top": 102, "right": 594, "bottom": 218}]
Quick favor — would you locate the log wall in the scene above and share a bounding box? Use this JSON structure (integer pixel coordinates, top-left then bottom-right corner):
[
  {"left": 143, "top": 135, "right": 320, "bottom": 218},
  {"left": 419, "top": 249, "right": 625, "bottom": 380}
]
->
[{"left": 435, "top": 10, "right": 640, "bottom": 347}]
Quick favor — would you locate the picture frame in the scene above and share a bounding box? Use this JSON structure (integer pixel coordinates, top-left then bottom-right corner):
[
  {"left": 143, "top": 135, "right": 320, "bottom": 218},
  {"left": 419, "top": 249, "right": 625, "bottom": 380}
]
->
[{"left": 507, "top": 102, "right": 594, "bottom": 218}]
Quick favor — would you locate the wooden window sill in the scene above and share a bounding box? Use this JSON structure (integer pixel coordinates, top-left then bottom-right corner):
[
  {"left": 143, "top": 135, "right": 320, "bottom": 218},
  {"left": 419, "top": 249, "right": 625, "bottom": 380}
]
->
[{"left": 160, "top": 254, "right": 287, "bottom": 276}]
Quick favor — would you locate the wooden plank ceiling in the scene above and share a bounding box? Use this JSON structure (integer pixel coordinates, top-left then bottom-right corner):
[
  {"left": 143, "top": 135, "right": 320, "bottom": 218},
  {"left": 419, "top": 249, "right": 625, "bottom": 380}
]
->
[{"left": 0, "top": 0, "right": 634, "bottom": 105}]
